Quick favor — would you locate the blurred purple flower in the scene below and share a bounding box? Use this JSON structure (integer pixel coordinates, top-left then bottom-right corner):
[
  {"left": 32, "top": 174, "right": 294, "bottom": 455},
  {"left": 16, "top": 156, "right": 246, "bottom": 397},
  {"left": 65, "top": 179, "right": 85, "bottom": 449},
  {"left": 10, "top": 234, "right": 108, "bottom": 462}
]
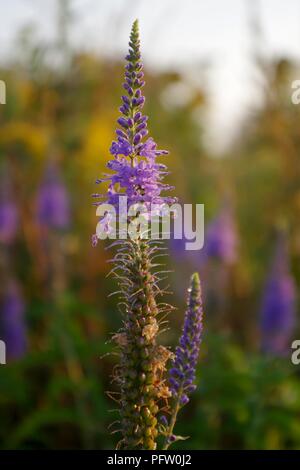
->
[
  {"left": 37, "top": 163, "right": 70, "bottom": 229},
  {"left": 1, "top": 280, "right": 27, "bottom": 360},
  {"left": 169, "top": 218, "right": 203, "bottom": 266},
  {"left": 261, "top": 234, "right": 296, "bottom": 355},
  {"left": 204, "top": 205, "right": 238, "bottom": 265},
  {"left": 0, "top": 175, "right": 18, "bottom": 244},
  {"left": 169, "top": 236, "right": 187, "bottom": 261},
  {"left": 170, "top": 204, "right": 238, "bottom": 268}
]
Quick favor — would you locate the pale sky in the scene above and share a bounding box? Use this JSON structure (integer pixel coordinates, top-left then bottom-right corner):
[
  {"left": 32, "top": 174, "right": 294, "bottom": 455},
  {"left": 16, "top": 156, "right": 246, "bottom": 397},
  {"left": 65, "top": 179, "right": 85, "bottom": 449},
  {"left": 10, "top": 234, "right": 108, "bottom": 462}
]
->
[{"left": 1, "top": 0, "right": 300, "bottom": 151}]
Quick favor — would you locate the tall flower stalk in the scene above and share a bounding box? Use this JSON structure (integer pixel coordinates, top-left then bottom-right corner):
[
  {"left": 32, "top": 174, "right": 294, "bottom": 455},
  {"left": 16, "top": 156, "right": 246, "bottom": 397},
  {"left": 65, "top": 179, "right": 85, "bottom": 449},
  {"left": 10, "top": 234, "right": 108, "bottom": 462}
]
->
[{"left": 94, "top": 20, "right": 204, "bottom": 450}]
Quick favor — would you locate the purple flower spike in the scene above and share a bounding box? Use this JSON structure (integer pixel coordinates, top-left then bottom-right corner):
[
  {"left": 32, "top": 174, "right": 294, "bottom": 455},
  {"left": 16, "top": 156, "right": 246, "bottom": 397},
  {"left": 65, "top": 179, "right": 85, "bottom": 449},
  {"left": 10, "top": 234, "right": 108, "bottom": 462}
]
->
[
  {"left": 95, "top": 20, "right": 178, "bottom": 451},
  {"left": 1, "top": 280, "right": 27, "bottom": 360},
  {"left": 163, "top": 273, "right": 203, "bottom": 449},
  {"left": 37, "top": 163, "right": 70, "bottom": 230},
  {"left": 204, "top": 204, "right": 238, "bottom": 264},
  {"left": 169, "top": 273, "right": 203, "bottom": 403},
  {"left": 93, "top": 20, "right": 176, "bottom": 237},
  {"left": 261, "top": 233, "right": 296, "bottom": 355}
]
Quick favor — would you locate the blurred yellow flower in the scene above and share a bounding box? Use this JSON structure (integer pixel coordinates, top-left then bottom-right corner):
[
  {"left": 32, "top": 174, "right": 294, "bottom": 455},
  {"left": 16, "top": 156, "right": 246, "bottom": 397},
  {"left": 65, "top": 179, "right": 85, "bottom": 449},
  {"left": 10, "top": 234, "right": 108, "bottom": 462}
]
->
[
  {"left": 0, "top": 122, "right": 47, "bottom": 158},
  {"left": 77, "top": 116, "right": 114, "bottom": 179}
]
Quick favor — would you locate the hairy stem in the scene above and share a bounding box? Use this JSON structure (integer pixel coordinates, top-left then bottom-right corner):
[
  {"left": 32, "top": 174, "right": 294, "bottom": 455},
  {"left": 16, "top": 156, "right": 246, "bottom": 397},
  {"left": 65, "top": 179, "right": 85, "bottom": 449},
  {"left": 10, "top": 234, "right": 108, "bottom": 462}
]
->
[{"left": 116, "top": 238, "right": 164, "bottom": 450}]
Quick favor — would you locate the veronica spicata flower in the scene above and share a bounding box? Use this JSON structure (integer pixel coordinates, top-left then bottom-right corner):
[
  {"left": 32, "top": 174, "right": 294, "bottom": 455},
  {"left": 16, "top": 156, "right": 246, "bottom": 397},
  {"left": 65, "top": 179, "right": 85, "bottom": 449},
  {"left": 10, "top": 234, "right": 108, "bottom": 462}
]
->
[
  {"left": 261, "top": 233, "right": 296, "bottom": 355},
  {"left": 93, "top": 20, "right": 176, "bottom": 240},
  {"left": 163, "top": 273, "right": 203, "bottom": 448},
  {"left": 94, "top": 19, "right": 204, "bottom": 451},
  {"left": 94, "top": 20, "right": 178, "bottom": 450}
]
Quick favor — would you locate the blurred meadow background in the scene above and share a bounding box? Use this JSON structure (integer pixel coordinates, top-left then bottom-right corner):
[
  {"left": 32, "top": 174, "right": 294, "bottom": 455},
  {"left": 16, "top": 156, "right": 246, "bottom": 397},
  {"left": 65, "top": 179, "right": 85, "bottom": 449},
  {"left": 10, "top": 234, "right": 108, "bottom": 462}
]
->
[{"left": 1, "top": 0, "right": 300, "bottom": 449}]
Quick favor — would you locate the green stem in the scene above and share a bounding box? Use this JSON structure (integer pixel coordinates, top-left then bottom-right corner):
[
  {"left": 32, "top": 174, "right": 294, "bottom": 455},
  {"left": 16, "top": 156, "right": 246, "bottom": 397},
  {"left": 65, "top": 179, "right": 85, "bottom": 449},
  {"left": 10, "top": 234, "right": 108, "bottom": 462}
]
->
[{"left": 162, "top": 386, "right": 183, "bottom": 450}]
